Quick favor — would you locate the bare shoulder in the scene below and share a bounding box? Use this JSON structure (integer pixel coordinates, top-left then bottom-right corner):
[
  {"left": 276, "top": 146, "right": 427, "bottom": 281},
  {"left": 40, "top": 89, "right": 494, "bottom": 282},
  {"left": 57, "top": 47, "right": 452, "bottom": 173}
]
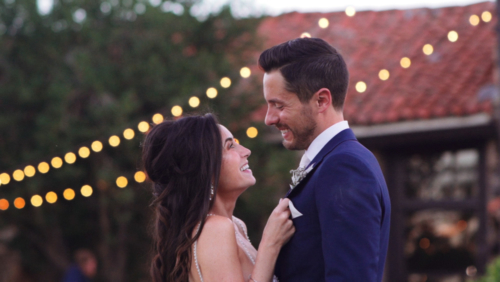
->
[{"left": 198, "top": 215, "right": 237, "bottom": 247}]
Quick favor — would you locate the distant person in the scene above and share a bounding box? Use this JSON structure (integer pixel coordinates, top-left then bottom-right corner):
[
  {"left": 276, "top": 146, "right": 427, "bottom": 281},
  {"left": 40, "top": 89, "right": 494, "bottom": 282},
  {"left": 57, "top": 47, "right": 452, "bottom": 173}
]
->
[
  {"left": 62, "top": 249, "right": 97, "bottom": 282},
  {"left": 142, "top": 114, "right": 294, "bottom": 282},
  {"left": 259, "top": 37, "right": 391, "bottom": 281}
]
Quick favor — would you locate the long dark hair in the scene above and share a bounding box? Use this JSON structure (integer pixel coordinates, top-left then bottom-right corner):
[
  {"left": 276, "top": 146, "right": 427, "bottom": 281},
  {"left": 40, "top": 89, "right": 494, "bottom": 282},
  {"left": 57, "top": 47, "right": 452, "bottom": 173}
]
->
[{"left": 142, "top": 113, "right": 222, "bottom": 282}]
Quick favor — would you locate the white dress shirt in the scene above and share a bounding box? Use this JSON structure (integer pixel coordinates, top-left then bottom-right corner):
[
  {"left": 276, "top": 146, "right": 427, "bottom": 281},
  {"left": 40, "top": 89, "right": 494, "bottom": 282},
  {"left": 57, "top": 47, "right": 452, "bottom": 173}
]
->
[{"left": 299, "top": 121, "right": 350, "bottom": 168}]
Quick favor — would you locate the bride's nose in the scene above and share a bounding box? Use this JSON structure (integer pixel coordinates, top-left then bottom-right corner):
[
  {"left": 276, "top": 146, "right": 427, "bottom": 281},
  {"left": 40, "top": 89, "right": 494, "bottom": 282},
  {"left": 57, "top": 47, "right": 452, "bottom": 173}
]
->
[{"left": 241, "top": 146, "right": 251, "bottom": 158}]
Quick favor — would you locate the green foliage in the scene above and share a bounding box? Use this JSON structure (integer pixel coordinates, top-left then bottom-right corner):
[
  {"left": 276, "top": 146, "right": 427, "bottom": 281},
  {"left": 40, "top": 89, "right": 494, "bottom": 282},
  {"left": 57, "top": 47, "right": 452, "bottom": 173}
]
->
[
  {"left": 477, "top": 257, "right": 500, "bottom": 282},
  {"left": 0, "top": 0, "right": 295, "bottom": 280}
]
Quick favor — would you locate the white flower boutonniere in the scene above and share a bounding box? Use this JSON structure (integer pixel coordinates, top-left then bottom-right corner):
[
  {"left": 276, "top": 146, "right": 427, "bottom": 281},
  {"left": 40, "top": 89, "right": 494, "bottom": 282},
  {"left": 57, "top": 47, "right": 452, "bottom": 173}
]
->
[{"left": 289, "top": 163, "right": 314, "bottom": 190}]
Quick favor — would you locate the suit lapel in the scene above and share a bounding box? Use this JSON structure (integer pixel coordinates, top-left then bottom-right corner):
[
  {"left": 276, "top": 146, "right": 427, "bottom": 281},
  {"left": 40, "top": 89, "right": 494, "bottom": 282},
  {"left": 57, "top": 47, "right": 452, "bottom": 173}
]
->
[{"left": 285, "top": 128, "right": 357, "bottom": 198}]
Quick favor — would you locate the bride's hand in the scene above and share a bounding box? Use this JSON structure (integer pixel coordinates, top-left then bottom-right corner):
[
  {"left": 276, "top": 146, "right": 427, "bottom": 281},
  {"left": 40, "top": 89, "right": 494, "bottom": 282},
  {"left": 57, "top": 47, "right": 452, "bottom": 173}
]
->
[{"left": 260, "top": 198, "right": 295, "bottom": 251}]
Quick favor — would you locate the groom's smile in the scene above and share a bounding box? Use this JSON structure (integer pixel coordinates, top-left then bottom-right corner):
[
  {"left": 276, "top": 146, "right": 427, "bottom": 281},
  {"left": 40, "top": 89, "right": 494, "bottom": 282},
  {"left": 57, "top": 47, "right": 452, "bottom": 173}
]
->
[{"left": 263, "top": 70, "right": 317, "bottom": 151}]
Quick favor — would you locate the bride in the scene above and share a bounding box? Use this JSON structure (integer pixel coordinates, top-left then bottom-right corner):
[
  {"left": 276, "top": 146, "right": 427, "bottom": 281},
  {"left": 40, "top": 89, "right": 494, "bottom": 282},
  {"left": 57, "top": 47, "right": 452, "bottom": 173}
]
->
[{"left": 142, "top": 113, "right": 295, "bottom": 282}]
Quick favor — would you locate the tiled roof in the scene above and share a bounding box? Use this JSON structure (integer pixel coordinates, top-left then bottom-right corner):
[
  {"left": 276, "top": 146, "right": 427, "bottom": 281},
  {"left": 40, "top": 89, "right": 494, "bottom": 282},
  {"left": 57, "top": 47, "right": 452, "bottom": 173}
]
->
[{"left": 254, "top": 2, "right": 495, "bottom": 125}]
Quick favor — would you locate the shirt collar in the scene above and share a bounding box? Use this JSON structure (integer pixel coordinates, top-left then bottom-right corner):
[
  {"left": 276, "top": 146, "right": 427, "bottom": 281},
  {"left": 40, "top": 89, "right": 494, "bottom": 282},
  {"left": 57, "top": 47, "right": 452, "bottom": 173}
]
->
[{"left": 302, "top": 121, "right": 349, "bottom": 166}]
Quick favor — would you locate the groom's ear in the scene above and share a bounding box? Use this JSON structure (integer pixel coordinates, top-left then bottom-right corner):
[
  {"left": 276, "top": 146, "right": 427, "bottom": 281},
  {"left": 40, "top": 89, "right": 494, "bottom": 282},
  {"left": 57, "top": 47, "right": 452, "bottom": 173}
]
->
[{"left": 314, "top": 88, "right": 332, "bottom": 113}]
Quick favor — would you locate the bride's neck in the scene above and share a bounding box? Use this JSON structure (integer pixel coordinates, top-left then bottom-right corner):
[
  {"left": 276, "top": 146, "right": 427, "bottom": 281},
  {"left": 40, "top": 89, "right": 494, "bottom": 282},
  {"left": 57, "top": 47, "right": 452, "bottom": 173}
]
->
[{"left": 209, "top": 192, "right": 239, "bottom": 219}]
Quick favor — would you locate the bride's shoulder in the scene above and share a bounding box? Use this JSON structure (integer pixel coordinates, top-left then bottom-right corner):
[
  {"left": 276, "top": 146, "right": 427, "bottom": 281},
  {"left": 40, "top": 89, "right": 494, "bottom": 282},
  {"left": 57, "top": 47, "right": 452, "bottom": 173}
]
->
[
  {"left": 200, "top": 216, "right": 235, "bottom": 240},
  {"left": 197, "top": 216, "right": 239, "bottom": 260}
]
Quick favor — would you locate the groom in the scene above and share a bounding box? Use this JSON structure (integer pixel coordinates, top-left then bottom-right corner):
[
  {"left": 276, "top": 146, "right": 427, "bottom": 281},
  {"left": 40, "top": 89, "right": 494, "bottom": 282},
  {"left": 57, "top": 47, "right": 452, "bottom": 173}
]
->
[{"left": 259, "top": 38, "right": 391, "bottom": 281}]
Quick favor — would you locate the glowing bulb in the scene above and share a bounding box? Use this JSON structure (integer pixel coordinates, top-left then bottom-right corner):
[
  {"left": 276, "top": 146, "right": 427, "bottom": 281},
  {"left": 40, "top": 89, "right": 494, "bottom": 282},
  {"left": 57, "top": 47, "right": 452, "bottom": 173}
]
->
[
  {"left": 138, "top": 121, "right": 150, "bottom": 133},
  {"left": 152, "top": 113, "right": 164, "bottom": 124},
  {"left": 109, "top": 135, "right": 120, "bottom": 147},
  {"left": 24, "top": 165, "right": 36, "bottom": 177},
  {"left": 0, "top": 173, "right": 10, "bottom": 185},
  {"left": 379, "top": 69, "right": 390, "bottom": 81},
  {"left": 220, "top": 77, "right": 231, "bottom": 88},
  {"left": 38, "top": 162, "right": 50, "bottom": 174},
  {"left": 78, "top": 147, "right": 90, "bottom": 158},
  {"left": 246, "top": 127, "right": 258, "bottom": 138},
  {"left": 423, "top": 44, "right": 433, "bottom": 55},
  {"left": 116, "top": 176, "right": 128, "bottom": 188},
  {"left": 45, "top": 191, "right": 58, "bottom": 204},
  {"left": 14, "top": 197, "right": 25, "bottom": 209},
  {"left": 171, "top": 105, "right": 183, "bottom": 117},
  {"left": 240, "top": 67, "right": 251, "bottom": 78},
  {"left": 189, "top": 96, "right": 200, "bottom": 108},
  {"left": 318, "top": 18, "right": 329, "bottom": 28},
  {"left": 0, "top": 199, "right": 8, "bottom": 210},
  {"left": 64, "top": 152, "right": 77, "bottom": 164},
  {"left": 448, "top": 31, "right": 458, "bottom": 42},
  {"left": 300, "top": 32, "right": 311, "bottom": 38},
  {"left": 355, "top": 81, "right": 367, "bottom": 93},
  {"left": 134, "top": 171, "right": 146, "bottom": 183},
  {"left": 81, "top": 185, "right": 93, "bottom": 197},
  {"left": 123, "top": 128, "right": 135, "bottom": 140},
  {"left": 206, "top": 87, "right": 218, "bottom": 99},
  {"left": 345, "top": 6, "right": 356, "bottom": 17},
  {"left": 13, "top": 169, "right": 24, "bottom": 181},
  {"left": 482, "top": 11, "right": 492, "bottom": 22},
  {"left": 469, "top": 14, "right": 480, "bottom": 26},
  {"left": 51, "top": 157, "right": 63, "bottom": 169},
  {"left": 91, "top": 141, "right": 103, "bottom": 152},
  {"left": 400, "top": 57, "right": 411, "bottom": 68},
  {"left": 63, "top": 188, "right": 76, "bottom": 200},
  {"left": 31, "top": 195, "right": 43, "bottom": 207}
]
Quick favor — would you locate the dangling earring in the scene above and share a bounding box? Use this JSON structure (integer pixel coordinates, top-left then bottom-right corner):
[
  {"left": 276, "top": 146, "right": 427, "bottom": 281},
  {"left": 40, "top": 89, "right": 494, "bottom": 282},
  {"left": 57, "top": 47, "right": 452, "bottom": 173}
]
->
[{"left": 209, "top": 185, "right": 214, "bottom": 201}]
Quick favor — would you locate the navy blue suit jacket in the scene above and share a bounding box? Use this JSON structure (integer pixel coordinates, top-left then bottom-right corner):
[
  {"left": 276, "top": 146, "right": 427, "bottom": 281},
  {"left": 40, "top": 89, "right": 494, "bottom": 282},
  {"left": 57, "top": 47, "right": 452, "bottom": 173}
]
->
[{"left": 275, "top": 129, "right": 391, "bottom": 282}]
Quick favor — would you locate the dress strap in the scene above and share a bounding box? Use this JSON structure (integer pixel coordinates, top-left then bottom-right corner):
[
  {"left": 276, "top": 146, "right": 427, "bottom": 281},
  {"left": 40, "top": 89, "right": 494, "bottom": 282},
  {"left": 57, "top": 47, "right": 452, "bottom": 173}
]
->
[{"left": 193, "top": 222, "right": 204, "bottom": 282}]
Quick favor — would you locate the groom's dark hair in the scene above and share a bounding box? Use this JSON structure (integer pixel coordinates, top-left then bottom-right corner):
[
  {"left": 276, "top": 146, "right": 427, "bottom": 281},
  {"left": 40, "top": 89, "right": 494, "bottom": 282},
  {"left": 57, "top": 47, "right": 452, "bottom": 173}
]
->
[{"left": 259, "top": 38, "right": 349, "bottom": 111}]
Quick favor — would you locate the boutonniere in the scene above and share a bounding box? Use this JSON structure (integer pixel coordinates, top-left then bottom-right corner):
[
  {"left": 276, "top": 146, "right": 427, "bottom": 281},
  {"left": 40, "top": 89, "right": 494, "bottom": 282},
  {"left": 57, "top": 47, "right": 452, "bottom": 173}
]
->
[{"left": 289, "top": 163, "right": 314, "bottom": 190}]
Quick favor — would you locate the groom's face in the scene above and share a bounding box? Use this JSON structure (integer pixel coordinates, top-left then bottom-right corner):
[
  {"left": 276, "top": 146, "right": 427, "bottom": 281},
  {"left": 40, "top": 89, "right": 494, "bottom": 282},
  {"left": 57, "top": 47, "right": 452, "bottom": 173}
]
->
[{"left": 263, "top": 71, "right": 317, "bottom": 150}]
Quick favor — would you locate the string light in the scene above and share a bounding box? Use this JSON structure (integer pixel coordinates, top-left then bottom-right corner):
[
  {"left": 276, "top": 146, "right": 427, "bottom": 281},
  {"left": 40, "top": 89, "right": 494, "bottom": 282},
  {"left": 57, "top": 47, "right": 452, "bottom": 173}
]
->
[
  {"left": 318, "top": 18, "right": 329, "bottom": 28},
  {"left": 123, "top": 128, "right": 135, "bottom": 140},
  {"left": 24, "top": 165, "right": 36, "bottom": 177},
  {"left": 78, "top": 147, "right": 90, "bottom": 158},
  {"left": 45, "top": 191, "right": 58, "bottom": 204},
  {"left": 63, "top": 188, "right": 76, "bottom": 200},
  {"left": 171, "top": 105, "right": 183, "bottom": 117},
  {"left": 31, "top": 195, "right": 43, "bottom": 207},
  {"left": 355, "top": 81, "right": 367, "bottom": 93},
  {"left": 400, "top": 57, "right": 411, "bottom": 68},
  {"left": 246, "top": 127, "right": 258, "bottom": 138},
  {"left": 134, "top": 171, "right": 146, "bottom": 183},
  {"left": 220, "top": 77, "right": 231, "bottom": 88},
  {"left": 0, "top": 173, "right": 9, "bottom": 185},
  {"left": 38, "top": 162, "right": 50, "bottom": 174},
  {"left": 152, "top": 113, "right": 164, "bottom": 124},
  {"left": 51, "top": 157, "right": 63, "bottom": 169},
  {"left": 234, "top": 138, "right": 240, "bottom": 144},
  {"left": 81, "top": 185, "right": 93, "bottom": 197},
  {"left": 469, "top": 14, "right": 480, "bottom": 26},
  {"left": 379, "top": 69, "right": 390, "bottom": 81},
  {"left": 300, "top": 32, "right": 311, "bottom": 38},
  {"left": 240, "top": 67, "right": 251, "bottom": 78},
  {"left": 345, "top": 7, "right": 356, "bottom": 17},
  {"left": 206, "top": 87, "right": 218, "bottom": 99},
  {"left": 14, "top": 197, "right": 25, "bottom": 209},
  {"left": 91, "top": 141, "right": 103, "bottom": 152},
  {"left": 116, "top": 176, "right": 128, "bottom": 188},
  {"left": 423, "top": 44, "right": 434, "bottom": 55},
  {"left": 109, "top": 135, "right": 121, "bottom": 147},
  {"left": 481, "top": 11, "right": 492, "bottom": 22},
  {"left": 13, "top": 169, "right": 25, "bottom": 181},
  {"left": 189, "top": 96, "right": 200, "bottom": 108},
  {"left": 448, "top": 31, "right": 458, "bottom": 42},
  {"left": 138, "top": 121, "right": 150, "bottom": 133},
  {"left": 64, "top": 152, "right": 77, "bottom": 164},
  {"left": 0, "top": 199, "right": 8, "bottom": 210}
]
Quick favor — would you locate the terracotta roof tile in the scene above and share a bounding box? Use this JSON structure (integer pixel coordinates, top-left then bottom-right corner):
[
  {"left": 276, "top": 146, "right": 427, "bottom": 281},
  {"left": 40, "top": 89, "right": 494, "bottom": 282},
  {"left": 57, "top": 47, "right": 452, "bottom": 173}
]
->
[{"left": 255, "top": 2, "right": 495, "bottom": 125}]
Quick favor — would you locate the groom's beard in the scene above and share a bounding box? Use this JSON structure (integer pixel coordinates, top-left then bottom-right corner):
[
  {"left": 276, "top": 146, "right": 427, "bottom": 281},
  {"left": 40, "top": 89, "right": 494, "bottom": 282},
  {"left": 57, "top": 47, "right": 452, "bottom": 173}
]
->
[{"left": 279, "top": 106, "right": 316, "bottom": 151}]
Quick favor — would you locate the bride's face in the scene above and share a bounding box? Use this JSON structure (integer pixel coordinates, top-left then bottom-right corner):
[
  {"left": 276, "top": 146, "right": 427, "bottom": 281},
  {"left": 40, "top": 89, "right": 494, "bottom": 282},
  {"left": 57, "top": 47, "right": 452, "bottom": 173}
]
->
[{"left": 217, "top": 125, "right": 256, "bottom": 193}]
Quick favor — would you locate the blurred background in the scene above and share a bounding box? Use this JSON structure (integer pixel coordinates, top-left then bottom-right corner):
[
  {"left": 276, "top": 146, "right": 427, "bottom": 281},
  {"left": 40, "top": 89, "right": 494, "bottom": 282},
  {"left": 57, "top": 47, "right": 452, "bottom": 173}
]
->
[{"left": 0, "top": 0, "right": 498, "bottom": 281}]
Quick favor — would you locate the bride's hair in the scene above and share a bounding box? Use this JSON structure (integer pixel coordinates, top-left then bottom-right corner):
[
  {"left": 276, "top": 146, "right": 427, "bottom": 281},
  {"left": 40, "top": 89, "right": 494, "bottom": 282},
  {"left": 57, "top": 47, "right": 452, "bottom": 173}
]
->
[{"left": 142, "top": 113, "right": 222, "bottom": 282}]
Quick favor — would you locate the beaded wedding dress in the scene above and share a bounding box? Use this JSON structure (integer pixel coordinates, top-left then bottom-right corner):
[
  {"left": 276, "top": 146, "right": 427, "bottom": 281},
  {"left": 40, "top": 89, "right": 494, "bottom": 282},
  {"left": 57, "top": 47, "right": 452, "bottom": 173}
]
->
[{"left": 192, "top": 215, "right": 279, "bottom": 282}]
